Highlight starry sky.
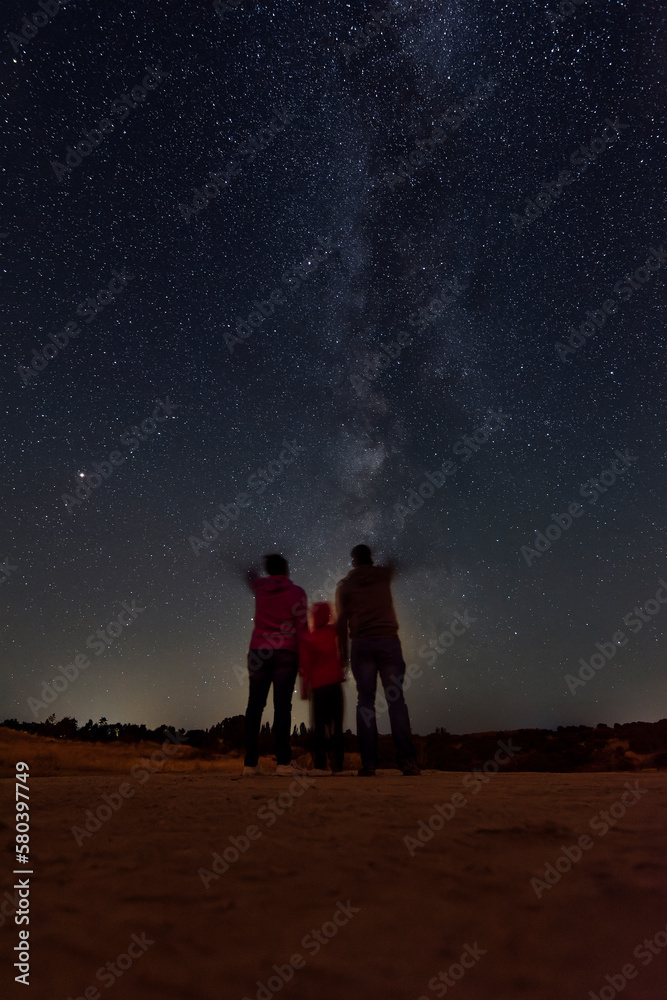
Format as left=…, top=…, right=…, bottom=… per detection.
left=1, top=0, right=666, bottom=736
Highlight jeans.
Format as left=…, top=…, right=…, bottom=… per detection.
left=312, top=682, right=345, bottom=771
left=244, top=649, right=298, bottom=766
left=350, top=636, right=416, bottom=770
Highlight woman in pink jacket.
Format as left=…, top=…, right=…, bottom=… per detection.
left=243, top=554, right=308, bottom=777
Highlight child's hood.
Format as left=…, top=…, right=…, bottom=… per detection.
left=311, top=601, right=332, bottom=628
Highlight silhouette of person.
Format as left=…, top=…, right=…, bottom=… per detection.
left=243, top=553, right=309, bottom=776
left=336, top=545, right=420, bottom=776
left=299, top=601, right=346, bottom=775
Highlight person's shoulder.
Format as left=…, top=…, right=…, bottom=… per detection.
left=291, top=582, right=307, bottom=599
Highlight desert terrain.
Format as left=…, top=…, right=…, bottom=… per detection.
left=1, top=726, right=666, bottom=1000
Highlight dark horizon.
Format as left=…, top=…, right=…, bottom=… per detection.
left=5, top=712, right=667, bottom=741
left=6, top=713, right=667, bottom=777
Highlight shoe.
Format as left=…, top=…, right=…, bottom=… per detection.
left=401, top=759, right=421, bottom=776
left=242, top=764, right=267, bottom=776
left=275, top=761, right=310, bottom=776
left=357, top=767, right=376, bottom=776
left=308, top=768, right=333, bottom=777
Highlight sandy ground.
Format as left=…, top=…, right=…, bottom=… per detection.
left=1, top=730, right=667, bottom=1000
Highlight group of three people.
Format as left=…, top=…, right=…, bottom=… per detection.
left=242, top=544, right=421, bottom=777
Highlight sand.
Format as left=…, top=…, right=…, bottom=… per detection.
left=1, top=729, right=666, bottom=1000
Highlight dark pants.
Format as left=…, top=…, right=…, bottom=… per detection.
left=351, top=636, right=417, bottom=770
left=244, top=649, right=298, bottom=766
left=312, top=682, right=344, bottom=771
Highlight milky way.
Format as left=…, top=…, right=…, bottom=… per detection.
left=1, top=0, right=666, bottom=734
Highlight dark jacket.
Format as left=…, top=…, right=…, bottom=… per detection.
left=335, top=565, right=399, bottom=661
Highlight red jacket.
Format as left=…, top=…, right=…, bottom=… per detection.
left=299, top=603, right=345, bottom=694
left=248, top=573, right=307, bottom=652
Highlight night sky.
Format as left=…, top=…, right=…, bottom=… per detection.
left=1, top=0, right=666, bottom=736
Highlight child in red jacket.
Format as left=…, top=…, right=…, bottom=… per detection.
left=299, top=602, right=346, bottom=775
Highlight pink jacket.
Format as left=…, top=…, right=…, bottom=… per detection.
left=248, top=574, right=308, bottom=652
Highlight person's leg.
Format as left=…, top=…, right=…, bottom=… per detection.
left=244, top=650, right=273, bottom=766
left=351, top=639, right=379, bottom=770
left=312, top=686, right=328, bottom=770
left=376, top=638, right=417, bottom=767
left=331, top=683, right=345, bottom=771
left=319, top=683, right=339, bottom=770
left=271, top=651, right=299, bottom=765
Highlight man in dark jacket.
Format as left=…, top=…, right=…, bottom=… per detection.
left=243, top=553, right=309, bottom=776
left=335, top=545, right=420, bottom=776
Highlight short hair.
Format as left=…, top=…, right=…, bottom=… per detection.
left=264, top=553, right=288, bottom=576
left=351, top=544, right=372, bottom=565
